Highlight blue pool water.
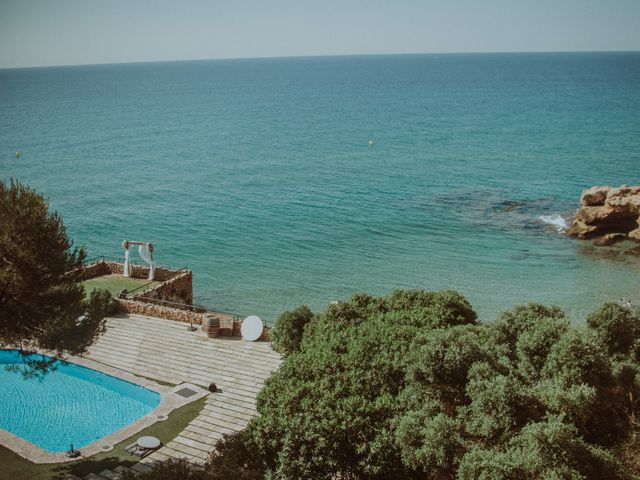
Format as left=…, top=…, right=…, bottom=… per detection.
left=0, top=349, right=160, bottom=453
left=1, top=53, right=640, bottom=322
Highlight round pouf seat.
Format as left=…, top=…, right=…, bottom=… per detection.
left=137, top=436, right=161, bottom=450
left=202, top=314, right=220, bottom=338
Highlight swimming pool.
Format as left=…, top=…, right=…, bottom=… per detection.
left=0, top=349, right=160, bottom=453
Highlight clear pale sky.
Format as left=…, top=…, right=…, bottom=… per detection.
left=1, top=0, right=639, bottom=68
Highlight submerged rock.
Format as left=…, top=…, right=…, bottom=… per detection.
left=593, top=233, right=627, bottom=246
left=568, top=185, right=640, bottom=243
left=629, top=228, right=640, bottom=242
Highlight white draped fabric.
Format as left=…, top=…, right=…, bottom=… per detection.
left=123, top=247, right=131, bottom=277
left=138, top=244, right=156, bottom=280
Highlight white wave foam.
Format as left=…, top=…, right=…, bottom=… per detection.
left=538, top=214, right=568, bottom=233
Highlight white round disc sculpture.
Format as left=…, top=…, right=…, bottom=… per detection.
left=241, top=315, right=264, bottom=342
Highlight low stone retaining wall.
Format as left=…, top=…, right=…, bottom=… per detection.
left=135, top=270, right=193, bottom=305
left=118, top=299, right=270, bottom=340
left=117, top=299, right=204, bottom=324
left=106, top=262, right=184, bottom=283
left=77, top=261, right=110, bottom=280
left=78, top=260, right=186, bottom=283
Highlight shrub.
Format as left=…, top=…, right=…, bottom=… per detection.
left=270, top=305, right=314, bottom=354
left=587, top=302, right=640, bottom=356
left=205, top=428, right=264, bottom=480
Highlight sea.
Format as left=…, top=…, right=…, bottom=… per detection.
left=2, top=52, right=640, bottom=324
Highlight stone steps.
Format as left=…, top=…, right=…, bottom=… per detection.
left=88, top=336, right=274, bottom=389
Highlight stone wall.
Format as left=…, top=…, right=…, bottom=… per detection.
left=117, top=299, right=204, bottom=324
left=135, top=271, right=193, bottom=305
left=102, top=261, right=182, bottom=282
left=79, top=260, right=185, bottom=282
left=118, top=299, right=269, bottom=339
left=76, top=261, right=110, bottom=280
left=120, top=264, right=185, bottom=283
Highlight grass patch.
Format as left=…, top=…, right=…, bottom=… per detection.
left=0, top=395, right=207, bottom=480
left=81, top=274, right=161, bottom=299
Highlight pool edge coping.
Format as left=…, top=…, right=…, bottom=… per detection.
left=0, top=351, right=209, bottom=464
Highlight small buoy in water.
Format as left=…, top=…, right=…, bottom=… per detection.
left=368, top=139, right=374, bottom=147
left=15, top=151, right=21, bottom=158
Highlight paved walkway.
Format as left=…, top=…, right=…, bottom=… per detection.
left=84, top=313, right=281, bottom=474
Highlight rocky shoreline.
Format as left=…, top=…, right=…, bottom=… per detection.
left=567, top=186, right=640, bottom=246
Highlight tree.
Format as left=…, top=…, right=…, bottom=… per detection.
left=0, top=179, right=112, bottom=373
left=457, top=416, right=625, bottom=480
left=136, top=291, right=640, bottom=480
left=251, top=290, right=478, bottom=480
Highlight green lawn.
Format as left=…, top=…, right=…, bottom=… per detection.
left=0, top=396, right=207, bottom=480
left=82, top=275, right=161, bottom=299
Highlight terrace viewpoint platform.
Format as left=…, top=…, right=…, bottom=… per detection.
left=83, top=313, right=281, bottom=474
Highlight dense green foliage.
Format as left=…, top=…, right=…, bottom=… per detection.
left=139, top=290, right=640, bottom=479
left=270, top=304, right=313, bottom=354
left=0, top=179, right=112, bottom=373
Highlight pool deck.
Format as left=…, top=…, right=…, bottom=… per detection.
left=0, top=356, right=207, bottom=464
left=83, top=313, right=282, bottom=473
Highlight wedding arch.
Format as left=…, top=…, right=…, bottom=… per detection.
left=122, top=240, right=156, bottom=280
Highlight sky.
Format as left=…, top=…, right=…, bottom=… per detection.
left=1, top=0, right=639, bottom=68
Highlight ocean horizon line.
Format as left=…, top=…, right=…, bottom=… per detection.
left=2, top=48, right=639, bottom=71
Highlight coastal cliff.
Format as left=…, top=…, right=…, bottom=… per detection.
left=567, top=186, right=640, bottom=244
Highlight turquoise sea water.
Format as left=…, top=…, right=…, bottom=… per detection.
left=0, top=349, right=159, bottom=452
left=1, top=53, right=640, bottom=323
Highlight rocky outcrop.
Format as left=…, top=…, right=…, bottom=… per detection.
left=580, top=186, right=611, bottom=206
left=593, top=233, right=627, bottom=246
left=567, top=186, right=640, bottom=244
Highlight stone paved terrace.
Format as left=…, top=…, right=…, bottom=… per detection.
left=83, top=313, right=282, bottom=475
